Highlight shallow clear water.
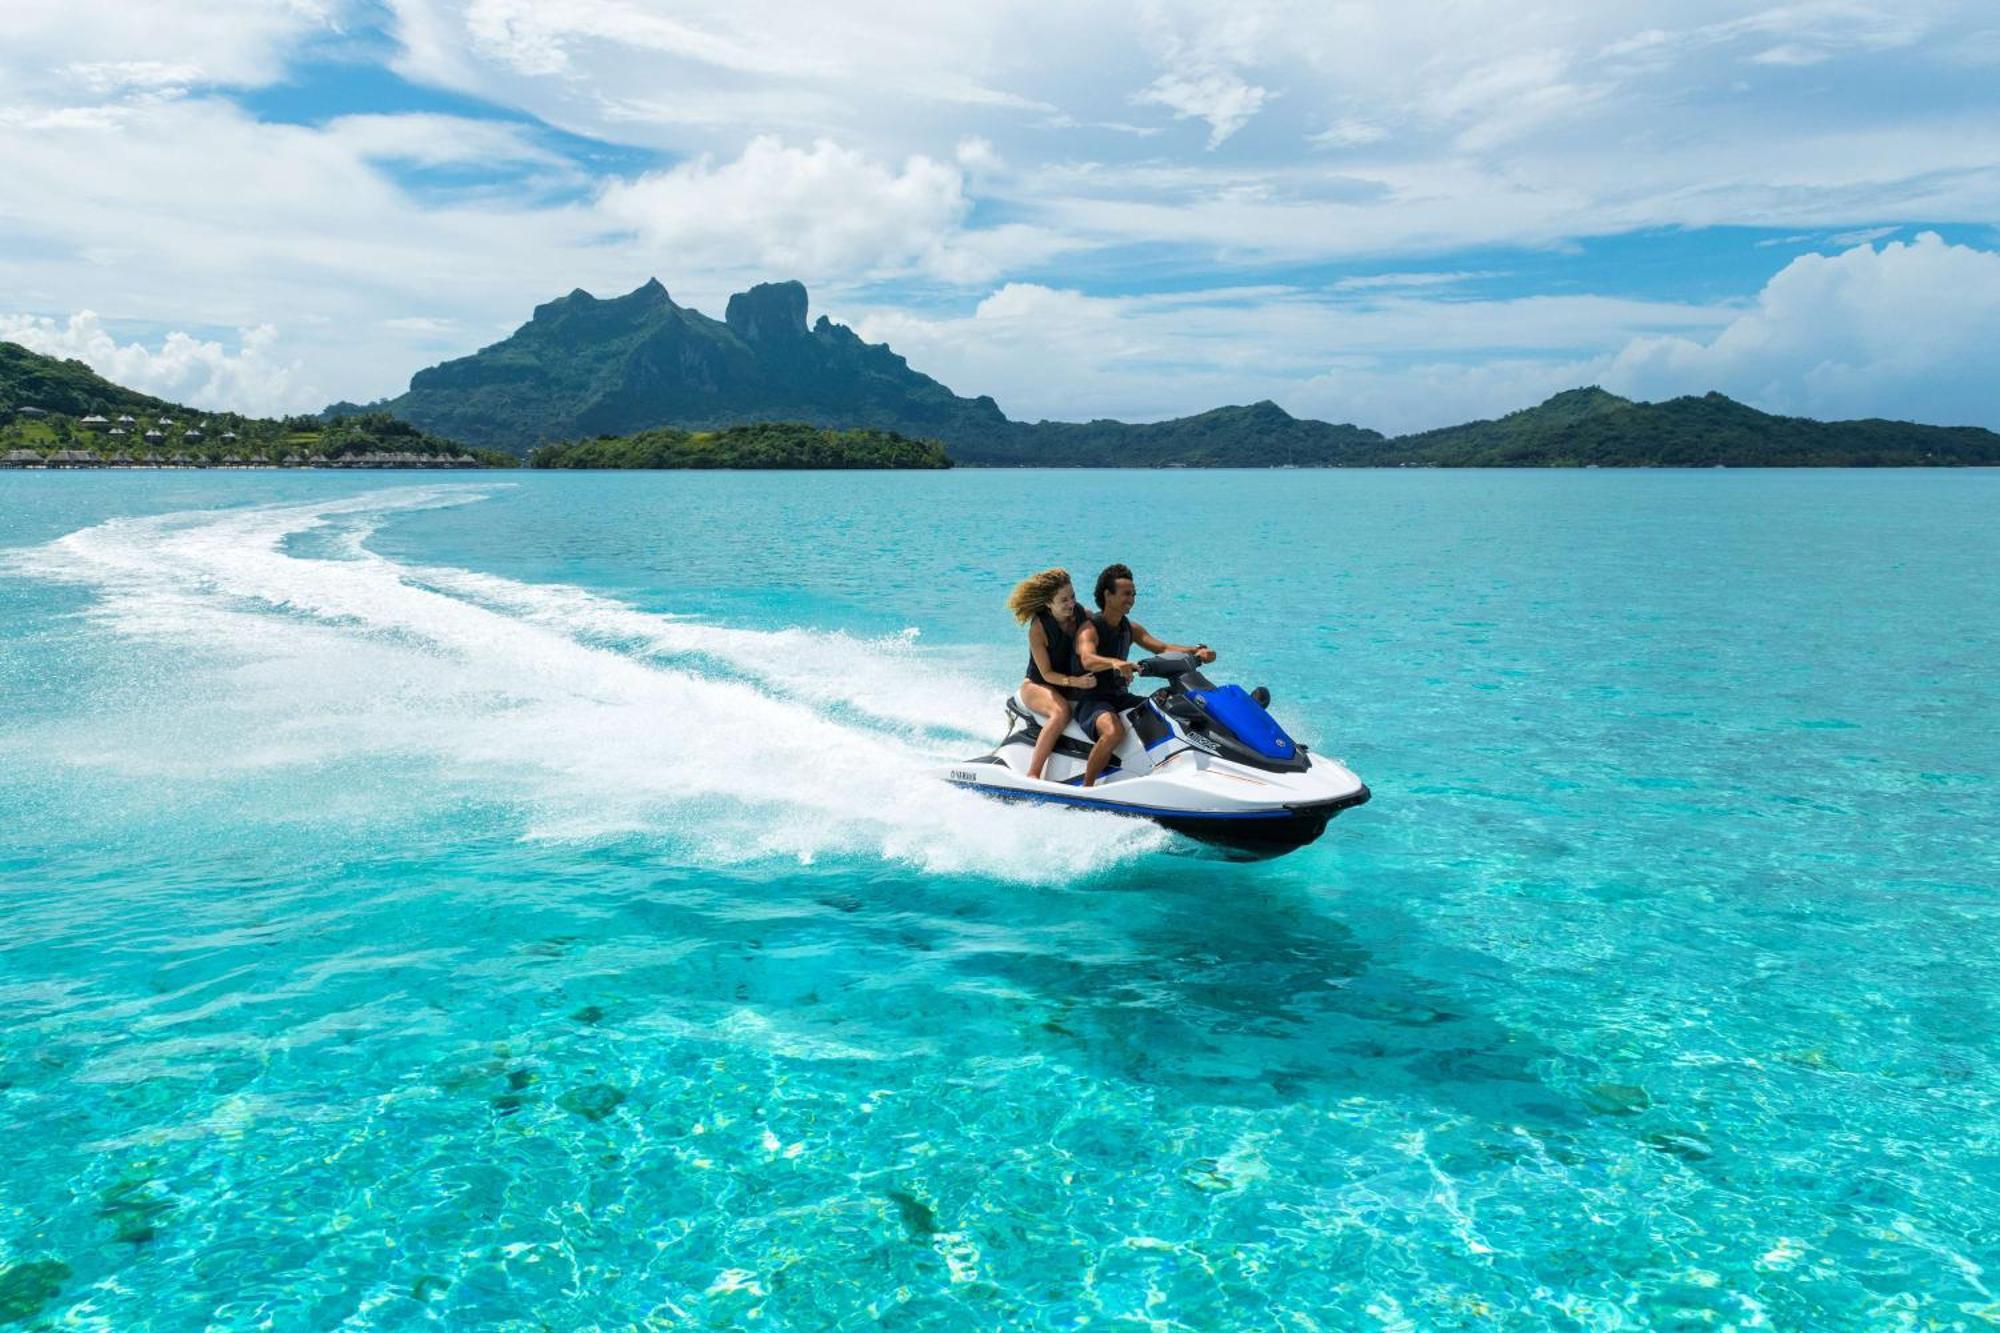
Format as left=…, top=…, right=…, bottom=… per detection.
left=1, top=469, right=1995, bottom=1328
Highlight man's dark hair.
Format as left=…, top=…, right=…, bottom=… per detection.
left=1093, top=563, right=1133, bottom=609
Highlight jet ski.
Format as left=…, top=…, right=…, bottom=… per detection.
left=941, top=652, right=1369, bottom=856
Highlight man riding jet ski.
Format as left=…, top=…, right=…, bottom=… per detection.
left=943, top=651, right=1371, bottom=856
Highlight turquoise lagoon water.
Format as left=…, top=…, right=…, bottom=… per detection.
left=1, top=469, right=1996, bottom=1328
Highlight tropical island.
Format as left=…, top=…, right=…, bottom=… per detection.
left=0, top=342, right=512, bottom=468
left=7, top=276, right=2000, bottom=470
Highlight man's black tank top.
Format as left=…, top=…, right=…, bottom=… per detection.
left=1025, top=606, right=1081, bottom=689
left=1080, top=612, right=1134, bottom=698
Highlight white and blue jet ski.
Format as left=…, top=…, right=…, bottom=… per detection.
left=942, top=652, right=1369, bottom=856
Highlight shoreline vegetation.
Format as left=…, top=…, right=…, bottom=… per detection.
left=527, top=422, right=951, bottom=470
left=0, top=341, right=517, bottom=468
left=7, top=331, right=2000, bottom=471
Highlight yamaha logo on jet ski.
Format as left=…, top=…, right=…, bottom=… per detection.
left=940, top=652, right=1369, bottom=857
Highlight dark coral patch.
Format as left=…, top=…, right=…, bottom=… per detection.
left=559, top=1084, right=627, bottom=1122
left=0, top=1259, right=72, bottom=1324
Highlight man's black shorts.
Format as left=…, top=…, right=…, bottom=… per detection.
left=1074, top=691, right=1141, bottom=734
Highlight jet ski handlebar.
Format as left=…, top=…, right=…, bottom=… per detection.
left=1136, top=651, right=1200, bottom=679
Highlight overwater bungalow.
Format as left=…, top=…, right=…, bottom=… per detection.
left=1, top=448, right=44, bottom=467
left=48, top=449, right=98, bottom=467
left=167, top=451, right=191, bottom=466
left=105, top=453, right=133, bottom=466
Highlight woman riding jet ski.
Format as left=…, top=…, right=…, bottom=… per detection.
left=942, top=651, right=1371, bottom=856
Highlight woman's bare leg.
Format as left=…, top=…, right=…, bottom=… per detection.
left=1019, top=681, right=1070, bottom=781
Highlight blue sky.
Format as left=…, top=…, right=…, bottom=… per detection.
left=3, top=0, right=1998, bottom=432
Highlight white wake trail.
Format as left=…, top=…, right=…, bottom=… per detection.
left=10, top=486, right=1162, bottom=879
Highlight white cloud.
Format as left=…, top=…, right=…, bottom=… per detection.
left=850, top=236, right=2000, bottom=433
left=0, top=94, right=638, bottom=406
left=381, top=316, right=460, bottom=334
left=1605, top=232, right=2000, bottom=425
left=0, top=312, right=314, bottom=413
left=367, top=0, right=2000, bottom=264
left=1826, top=225, right=1899, bottom=247
left=386, top=0, right=1062, bottom=144
left=1331, top=271, right=1500, bottom=292
left=66, top=61, right=209, bottom=95
left=595, top=135, right=1064, bottom=283
left=1129, top=8, right=1274, bottom=147
left=955, top=136, right=1004, bottom=178
left=460, top=0, right=821, bottom=79
left=1309, top=118, right=1387, bottom=149
left=1134, top=67, right=1271, bottom=148
left=850, top=281, right=1727, bottom=431
left=7, top=0, right=332, bottom=95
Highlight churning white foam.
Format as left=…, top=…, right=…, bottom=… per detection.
left=10, top=486, right=1162, bottom=880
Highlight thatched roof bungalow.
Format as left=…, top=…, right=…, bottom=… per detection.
left=2, top=448, right=44, bottom=467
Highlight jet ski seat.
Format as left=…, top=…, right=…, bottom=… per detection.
left=1009, top=688, right=1098, bottom=748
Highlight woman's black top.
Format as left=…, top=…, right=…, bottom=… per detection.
left=1025, top=606, right=1082, bottom=691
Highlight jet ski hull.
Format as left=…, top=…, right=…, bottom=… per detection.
left=953, top=773, right=1370, bottom=854
left=942, top=680, right=1370, bottom=858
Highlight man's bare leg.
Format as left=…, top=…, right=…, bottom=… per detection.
left=1082, top=713, right=1124, bottom=787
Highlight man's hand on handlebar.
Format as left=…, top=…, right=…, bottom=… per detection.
left=1113, top=660, right=1140, bottom=680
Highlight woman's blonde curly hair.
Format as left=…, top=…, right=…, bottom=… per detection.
left=1007, top=567, right=1073, bottom=624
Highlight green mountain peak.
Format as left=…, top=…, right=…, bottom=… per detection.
left=725, top=281, right=809, bottom=342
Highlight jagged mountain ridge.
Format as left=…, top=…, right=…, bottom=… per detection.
left=336, top=279, right=1014, bottom=452
left=333, top=278, right=1382, bottom=464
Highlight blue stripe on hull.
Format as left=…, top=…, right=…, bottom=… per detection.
left=946, top=780, right=1306, bottom=821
